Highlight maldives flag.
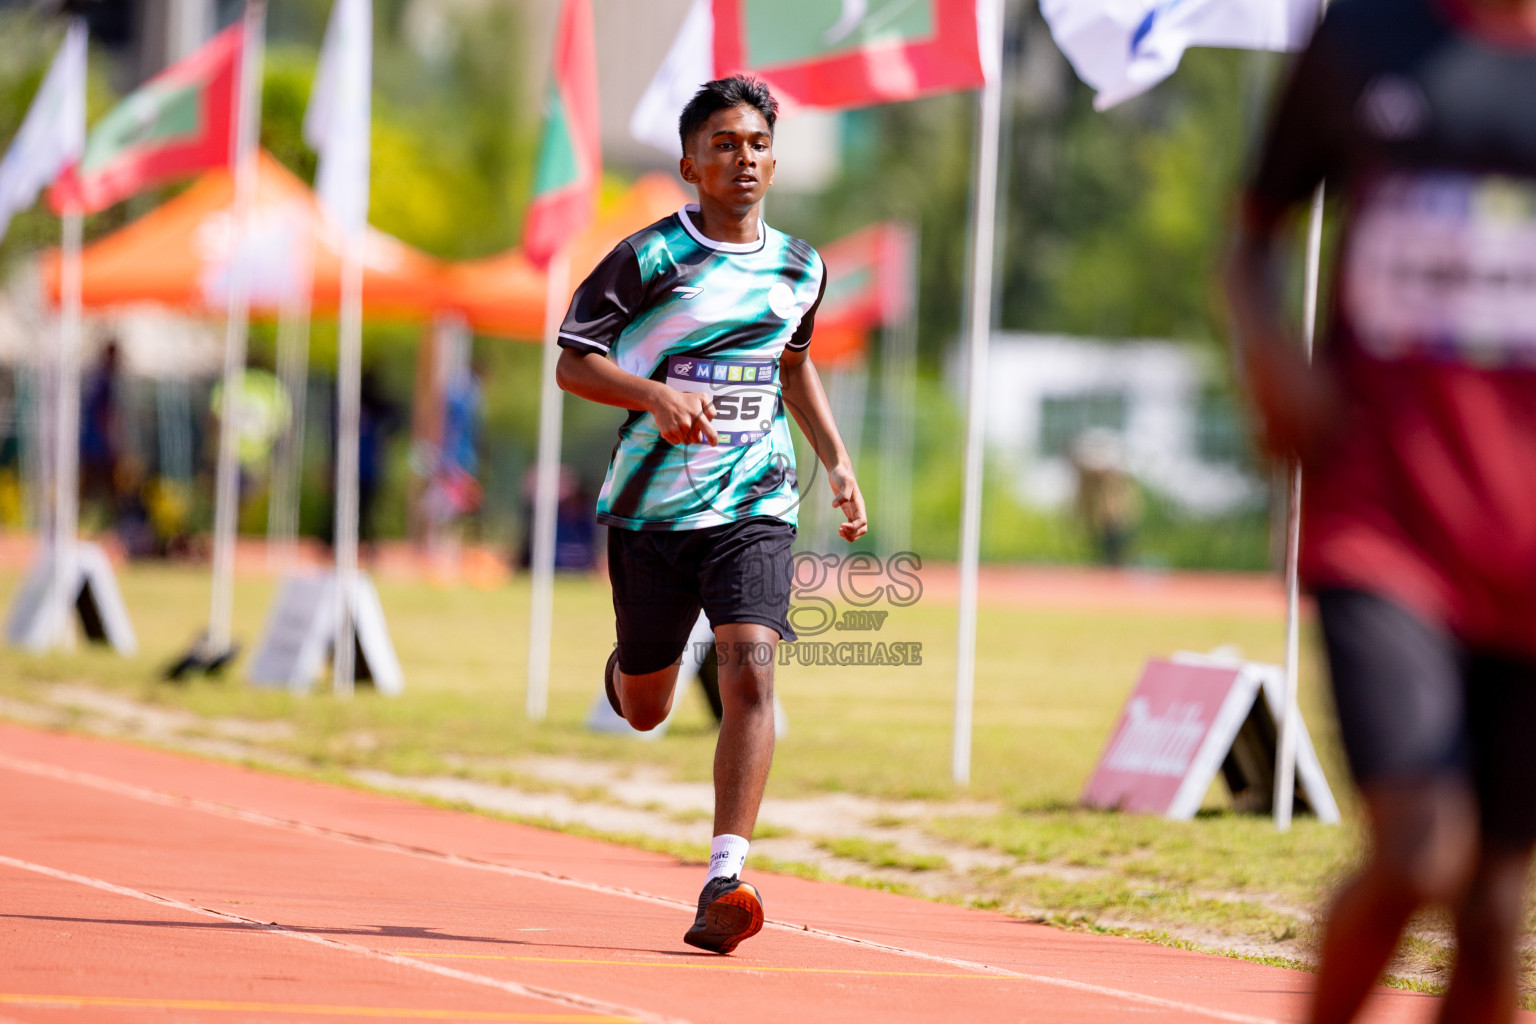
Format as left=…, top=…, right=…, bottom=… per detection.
left=818, top=221, right=914, bottom=330
left=813, top=221, right=915, bottom=366
left=50, top=22, right=243, bottom=214
left=522, top=0, right=600, bottom=269
left=713, top=0, right=995, bottom=109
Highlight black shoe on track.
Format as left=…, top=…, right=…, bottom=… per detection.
left=604, top=648, right=623, bottom=719
left=683, top=876, right=764, bottom=954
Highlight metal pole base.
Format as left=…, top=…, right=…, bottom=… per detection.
left=164, top=635, right=241, bottom=681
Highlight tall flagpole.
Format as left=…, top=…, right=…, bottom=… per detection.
left=331, top=226, right=364, bottom=697
left=527, top=250, right=570, bottom=720
left=952, top=0, right=1007, bottom=785
left=268, top=236, right=314, bottom=571
left=1275, top=0, right=1330, bottom=832
left=878, top=220, right=918, bottom=558
left=206, top=0, right=265, bottom=662
left=1275, top=181, right=1324, bottom=830
left=51, top=208, right=82, bottom=649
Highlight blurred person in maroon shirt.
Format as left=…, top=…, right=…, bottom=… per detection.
left=1228, top=0, right=1536, bottom=1019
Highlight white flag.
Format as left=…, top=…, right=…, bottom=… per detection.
left=304, top=0, right=372, bottom=238
left=0, top=20, right=86, bottom=240
left=1041, top=0, right=1320, bottom=111
left=629, top=0, right=714, bottom=157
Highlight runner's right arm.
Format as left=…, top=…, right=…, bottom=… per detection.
left=1225, top=223, right=1339, bottom=463
left=557, top=350, right=718, bottom=446
left=554, top=242, right=717, bottom=446
left=1224, top=21, right=1349, bottom=464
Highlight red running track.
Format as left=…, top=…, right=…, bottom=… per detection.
left=0, top=723, right=1502, bottom=1024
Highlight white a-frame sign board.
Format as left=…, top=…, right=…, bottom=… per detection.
left=1082, top=653, right=1339, bottom=822
left=247, top=571, right=402, bottom=695
left=5, top=541, right=137, bottom=654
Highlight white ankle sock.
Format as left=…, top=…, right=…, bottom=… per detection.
left=705, top=833, right=750, bottom=883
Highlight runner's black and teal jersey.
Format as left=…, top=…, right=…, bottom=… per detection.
left=558, top=204, right=826, bottom=532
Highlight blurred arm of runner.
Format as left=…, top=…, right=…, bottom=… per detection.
left=1224, top=208, right=1342, bottom=464
left=777, top=345, right=867, bottom=542
left=557, top=349, right=718, bottom=446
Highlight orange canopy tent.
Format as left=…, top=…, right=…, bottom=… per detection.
left=442, top=173, right=687, bottom=341
left=43, top=151, right=445, bottom=322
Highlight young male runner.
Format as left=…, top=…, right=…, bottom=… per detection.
left=1229, top=0, right=1536, bottom=1018
left=555, top=75, right=867, bottom=955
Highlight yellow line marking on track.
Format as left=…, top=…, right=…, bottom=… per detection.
left=0, top=754, right=1289, bottom=1024
left=393, top=951, right=1015, bottom=981
left=0, top=995, right=623, bottom=1022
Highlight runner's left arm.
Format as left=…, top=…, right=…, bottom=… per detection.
left=779, top=348, right=867, bottom=543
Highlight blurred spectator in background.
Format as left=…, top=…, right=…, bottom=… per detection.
left=321, top=368, right=401, bottom=560
left=1069, top=428, right=1138, bottom=567
left=211, top=365, right=290, bottom=515
left=111, top=454, right=157, bottom=558
left=79, top=340, right=123, bottom=529
left=423, top=354, right=483, bottom=530
left=357, top=367, right=401, bottom=554
left=518, top=464, right=597, bottom=572
left=1228, top=0, right=1536, bottom=1019
left=555, top=478, right=597, bottom=572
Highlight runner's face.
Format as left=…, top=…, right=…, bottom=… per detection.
left=681, top=106, right=776, bottom=211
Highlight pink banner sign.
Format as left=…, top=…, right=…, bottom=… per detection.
left=1082, top=658, right=1254, bottom=818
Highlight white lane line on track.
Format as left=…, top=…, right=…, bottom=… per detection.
left=0, top=854, right=683, bottom=1024
left=0, top=754, right=1291, bottom=1024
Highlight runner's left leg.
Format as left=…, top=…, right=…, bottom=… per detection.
left=710, top=621, right=778, bottom=839
left=679, top=619, right=777, bottom=953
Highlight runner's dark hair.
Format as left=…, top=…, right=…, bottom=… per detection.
left=678, top=75, right=779, bottom=152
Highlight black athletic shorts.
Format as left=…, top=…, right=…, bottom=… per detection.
left=608, top=516, right=796, bottom=675
left=1317, top=588, right=1536, bottom=846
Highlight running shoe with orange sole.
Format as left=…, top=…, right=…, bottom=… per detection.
left=683, top=876, right=764, bottom=954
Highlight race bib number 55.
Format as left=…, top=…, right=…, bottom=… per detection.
left=665, top=355, right=779, bottom=446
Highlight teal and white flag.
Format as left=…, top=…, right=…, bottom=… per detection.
left=1042, top=0, right=1319, bottom=110
left=304, top=0, right=372, bottom=238
left=0, top=20, right=86, bottom=241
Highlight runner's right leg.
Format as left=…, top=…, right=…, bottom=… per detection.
left=1308, top=782, right=1476, bottom=1024
left=1308, top=591, right=1478, bottom=1024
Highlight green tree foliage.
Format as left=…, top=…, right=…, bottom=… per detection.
left=1004, top=50, right=1273, bottom=343
left=261, top=0, right=534, bottom=260
left=793, top=3, right=1283, bottom=566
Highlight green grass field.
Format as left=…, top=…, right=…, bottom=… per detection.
left=0, top=560, right=1340, bottom=804
left=0, top=559, right=1519, bottom=1001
